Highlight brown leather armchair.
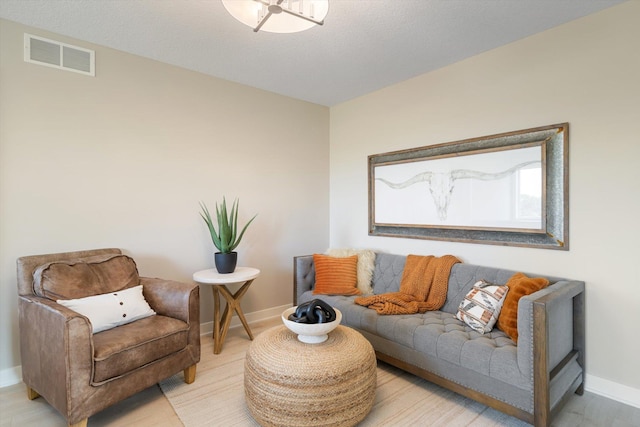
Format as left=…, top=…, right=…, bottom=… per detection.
left=16, top=248, right=200, bottom=427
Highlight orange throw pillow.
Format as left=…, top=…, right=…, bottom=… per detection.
left=496, top=272, right=550, bottom=342
left=312, top=254, right=360, bottom=296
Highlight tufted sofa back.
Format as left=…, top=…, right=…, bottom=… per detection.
left=295, top=252, right=566, bottom=313
left=371, top=253, right=566, bottom=315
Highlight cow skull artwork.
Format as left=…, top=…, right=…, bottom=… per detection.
left=368, top=123, right=568, bottom=249
left=376, top=160, right=541, bottom=221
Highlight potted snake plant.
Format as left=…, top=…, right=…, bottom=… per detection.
left=199, top=197, right=257, bottom=274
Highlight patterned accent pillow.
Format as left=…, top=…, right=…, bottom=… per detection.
left=456, top=280, right=509, bottom=334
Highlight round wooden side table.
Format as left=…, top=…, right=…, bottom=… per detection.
left=193, top=267, right=260, bottom=354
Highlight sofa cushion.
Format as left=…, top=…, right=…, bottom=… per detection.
left=298, top=290, right=528, bottom=389
left=33, top=254, right=139, bottom=300
left=408, top=313, right=529, bottom=389
left=456, top=280, right=509, bottom=334
left=92, top=314, right=189, bottom=384
left=372, top=311, right=527, bottom=389
left=57, top=285, right=156, bottom=333
left=312, top=254, right=360, bottom=296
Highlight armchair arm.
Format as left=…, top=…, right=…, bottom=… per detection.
left=18, top=295, right=94, bottom=419
left=139, top=277, right=199, bottom=323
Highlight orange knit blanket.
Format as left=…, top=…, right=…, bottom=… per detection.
left=354, top=254, right=461, bottom=315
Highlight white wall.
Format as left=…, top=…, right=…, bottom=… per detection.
left=0, top=19, right=329, bottom=379
left=330, top=1, right=640, bottom=404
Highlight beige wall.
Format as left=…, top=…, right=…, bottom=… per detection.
left=0, top=19, right=329, bottom=376
left=330, top=1, right=640, bottom=399
left=2, top=1, right=639, bottom=406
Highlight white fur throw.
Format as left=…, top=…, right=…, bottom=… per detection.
left=326, top=248, right=376, bottom=294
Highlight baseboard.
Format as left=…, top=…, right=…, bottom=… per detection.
left=200, top=303, right=290, bottom=336
left=0, top=365, right=22, bottom=389
left=585, top=374, right=640, bottom=409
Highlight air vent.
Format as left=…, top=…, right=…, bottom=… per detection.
left=24, top=33, right=95, bottom=76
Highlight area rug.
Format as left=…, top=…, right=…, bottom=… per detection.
left=159, top=324, right=530, bottom=426
left=159, top=351, right=260, bottom=426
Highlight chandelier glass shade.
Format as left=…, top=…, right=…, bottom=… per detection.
left=221, top=0, right=329, bottom=33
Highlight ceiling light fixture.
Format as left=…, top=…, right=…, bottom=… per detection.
left=221, top=0, right=329, bottom=33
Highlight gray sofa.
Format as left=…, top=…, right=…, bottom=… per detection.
left=294, top=253, right=585, bottom=427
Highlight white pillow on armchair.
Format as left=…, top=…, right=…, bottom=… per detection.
left=57, top=284, right=155, bottom=333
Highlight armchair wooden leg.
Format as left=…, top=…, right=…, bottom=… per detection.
left=69, top=419, right=87, bottom=427
left=184, top=364, right=197, bottom=384
left=26, top=386, right=40, bottom=400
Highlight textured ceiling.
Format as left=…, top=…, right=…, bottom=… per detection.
left=0, top=0, right=626, bottom=106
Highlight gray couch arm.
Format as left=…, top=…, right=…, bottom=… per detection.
left=293, top=255, right=315, bottom=305
left=516, top=279, right=585, bottom=426
left=517, top=280, right=585, bottom=376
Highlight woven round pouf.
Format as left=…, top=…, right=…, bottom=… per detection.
left=244, top=325, right=376, bottom=427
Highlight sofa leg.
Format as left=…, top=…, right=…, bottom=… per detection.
left=69, top=419, right=87, bottom=427
left=26, top=386, right=40, bottom=400
left=184, top=364, right=197, bottom=384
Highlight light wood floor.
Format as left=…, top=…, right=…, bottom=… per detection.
left=1, top=317, right=638, bottom=427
